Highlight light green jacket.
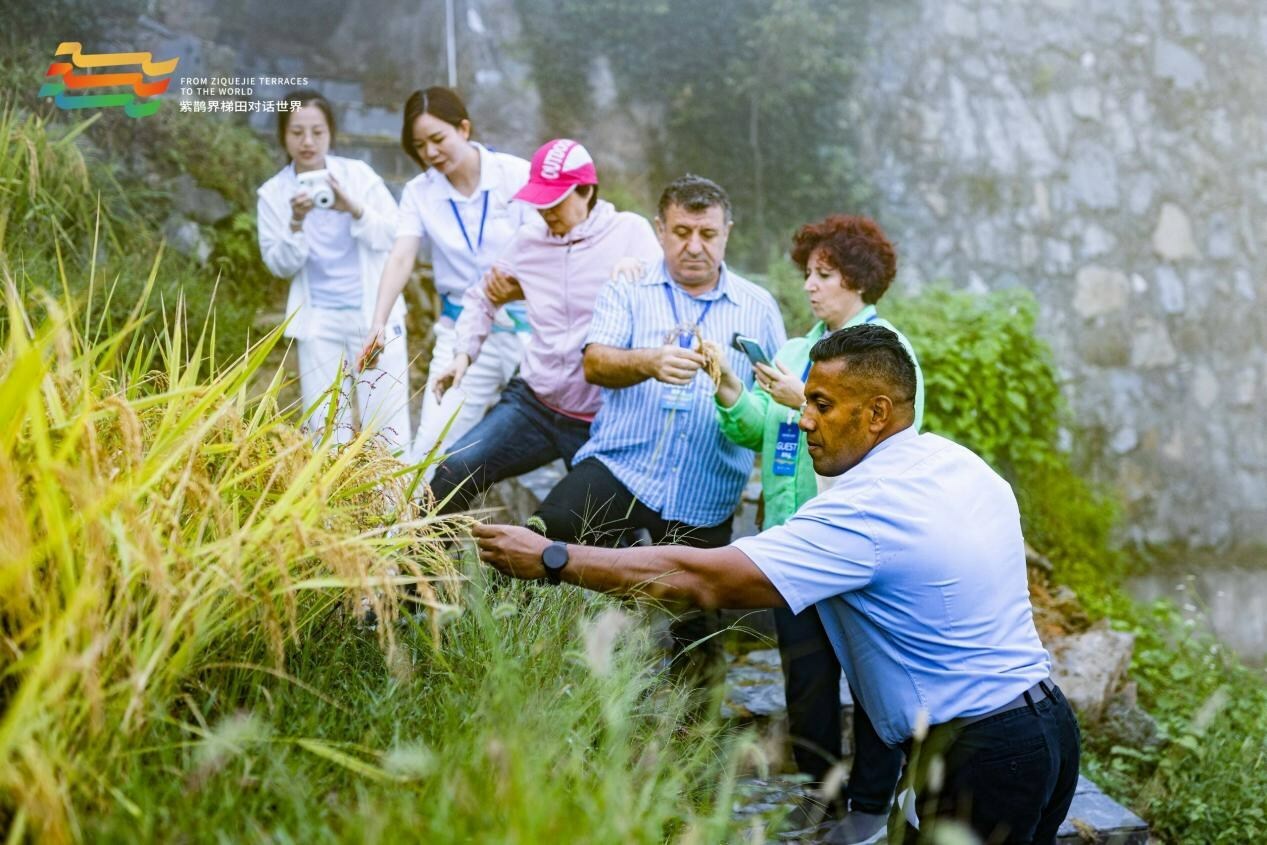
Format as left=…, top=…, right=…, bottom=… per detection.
left=715, top=305, right=925, bottom=529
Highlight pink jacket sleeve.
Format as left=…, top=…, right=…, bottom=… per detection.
left=453, top=279, right=497, bottom=362
left=453, top=231, right=522, bottom=362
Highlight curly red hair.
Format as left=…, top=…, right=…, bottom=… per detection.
left=790, top=215, right=897, bottom=305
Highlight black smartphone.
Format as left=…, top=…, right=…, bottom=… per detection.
left=731, top=332, right=771, bottom=367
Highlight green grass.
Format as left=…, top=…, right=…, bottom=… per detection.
left=0, top=258, right=747, bottom=843
left=74, top=578, right=743, bottom=844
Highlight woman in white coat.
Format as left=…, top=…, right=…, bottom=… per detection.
left=359, top=87, right=531, bottom=472
left=257, top=89, right=410, bottom=450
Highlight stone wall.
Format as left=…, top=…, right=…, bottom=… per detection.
left=847, top=0, right=1267, bottom=546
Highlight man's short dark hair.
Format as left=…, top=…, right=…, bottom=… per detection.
left=657, top=174, right=732, bottom=223
left=810, top=323, right=917, bottom=405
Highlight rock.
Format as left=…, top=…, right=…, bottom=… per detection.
left=1078, top=320, right=1132, bottom=367
left=1233, top=367, right=1257, bottom=406
left=1101, top=683, right=1163, bottom=751
left=1073, top=265, right=1130, bottom=318
left=1020, top=234, right=1040, bottom=267
left=943, top=3, right=978, bottom=38
left=1110, top=426, right=1138, bottom=454
left=1057, top=776, right=1150, bottom=844
left=1127, top=173, right=1155, bottom=216
left=923, top=187, right=948, bottom=218
left=1192, top=365, right=1219, bottom=409
left=722, top=648, right=852, bottom=722
left=162, top=214, right=212, bottom=264
left=170, top=174, right=232, bottom=225
left=1080, top=223, right=1116, bottom=257
left=1152, top=202, right=1200, bottom=261
left=1161, top=430, right=1184, bottom=461
left=1154, top=38, right=1207, bottom=90
left=1047, top=621, right=1135, bottom=722
left=1206, top=212, right=1236, bottom=259
left=1069, top=86, right=1102, bottom=121
left=1129, top=318, right=1178, bottom=368
left=1045, top=239, right=1073, bottom=273
left=1232, top=268, right=1256, bottom=300
left=1033, top=180, right=1052, bottom=222
left=1154, top=266, right=1186, bottom=313
left=1067, top=142, right=1120, bottom=209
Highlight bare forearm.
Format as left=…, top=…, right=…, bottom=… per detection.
left=714, top=370, right=744, bottom=408
left=583, top=345, right=656, bottom=388
left=371, top=242, right=416, bottom=325
left=563, top=545, right=785, bottom=610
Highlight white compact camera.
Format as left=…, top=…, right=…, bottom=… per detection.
left=296, top=169, right=335, bottom=209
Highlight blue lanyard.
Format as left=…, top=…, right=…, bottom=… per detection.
left=664, top=284, right=715, bottom=348
left=448, top=190, right=489, bottom=255
left=801, top=310, right=880, bottom=380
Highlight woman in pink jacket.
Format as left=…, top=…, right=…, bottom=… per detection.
left=428, top=139, right=662, bottom=514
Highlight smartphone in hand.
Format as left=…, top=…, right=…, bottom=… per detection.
left=731, top=332, right=771, bottom=368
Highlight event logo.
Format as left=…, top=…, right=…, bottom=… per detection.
left=40, top=42, right=179, bottom=118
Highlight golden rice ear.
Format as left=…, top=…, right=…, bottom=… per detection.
left=699, top=339, right=724, bottom=387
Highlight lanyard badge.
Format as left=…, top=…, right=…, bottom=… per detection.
left=772, top=412, right=800, bottom=476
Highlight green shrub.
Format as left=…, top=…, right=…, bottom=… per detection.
left=0, top=101, right=277, bottom=366
left=1083, top=598, right=1267, bottom=842
left=883, top=286, right=1124, bottom=589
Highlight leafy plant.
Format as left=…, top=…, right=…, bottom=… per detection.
left=514, top=0, right=861, bottom=268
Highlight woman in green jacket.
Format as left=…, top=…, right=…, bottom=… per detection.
left=713, top=214, right=924, bottom=837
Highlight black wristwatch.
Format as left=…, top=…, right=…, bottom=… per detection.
left=541, top=541, right=570, bottom=585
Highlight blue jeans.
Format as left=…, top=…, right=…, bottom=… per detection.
left=901, top=684, right=1081, bottom=844
left=431, top=378, right=592, bottom=514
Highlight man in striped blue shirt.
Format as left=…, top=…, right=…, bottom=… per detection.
left=533, top=174, right=786, bottom=681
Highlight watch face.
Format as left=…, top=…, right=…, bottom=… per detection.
left=542, top=542, right=569, bottom=570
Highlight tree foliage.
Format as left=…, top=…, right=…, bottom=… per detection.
left=513, top=0, right=861, bottom=267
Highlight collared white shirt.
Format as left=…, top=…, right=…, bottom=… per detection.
left=733, top=429, right=1052, bottom=746
left=257, top=154, right=403, bottom=340
left=395, top=142, right=530, bottom=299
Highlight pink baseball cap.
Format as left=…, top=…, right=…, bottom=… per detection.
left=513, top=139, right=598, bottom=208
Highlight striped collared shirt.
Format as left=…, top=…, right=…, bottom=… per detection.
left=575, top=262, right=787, bottom=526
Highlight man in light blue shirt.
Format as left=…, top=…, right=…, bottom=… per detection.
left=477, top=324, right=1080, bottom=844
left=531, top=174, right=784, bottom=684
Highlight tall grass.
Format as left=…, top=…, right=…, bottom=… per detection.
left=0, top=261, right=463, bottom=839
left=0, top=266, right=747, bottom=842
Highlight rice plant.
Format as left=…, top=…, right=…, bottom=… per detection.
left=0, top=259, right=470, bottom=840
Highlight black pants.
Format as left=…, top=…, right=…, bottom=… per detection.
left=900, top=684, right=1081, bottom=844
left=535, top=457, right=733, bottom=685
left=431, top=378, right=592, bottom=515
left=773, top=605, right=905, bottom=813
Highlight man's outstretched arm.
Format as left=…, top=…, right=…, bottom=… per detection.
left=472, top=523, right=786, bottom=610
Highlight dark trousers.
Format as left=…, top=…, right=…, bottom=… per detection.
left=431, top=378, right=591, bottom=515
left=773, top=605, right=905, bottom=813
left=901, top=684, right=1081, bottom=845
left=535, top=457, right=733, bottom=685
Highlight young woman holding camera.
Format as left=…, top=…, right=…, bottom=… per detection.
left=257, top=89, right=410, bottom=449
